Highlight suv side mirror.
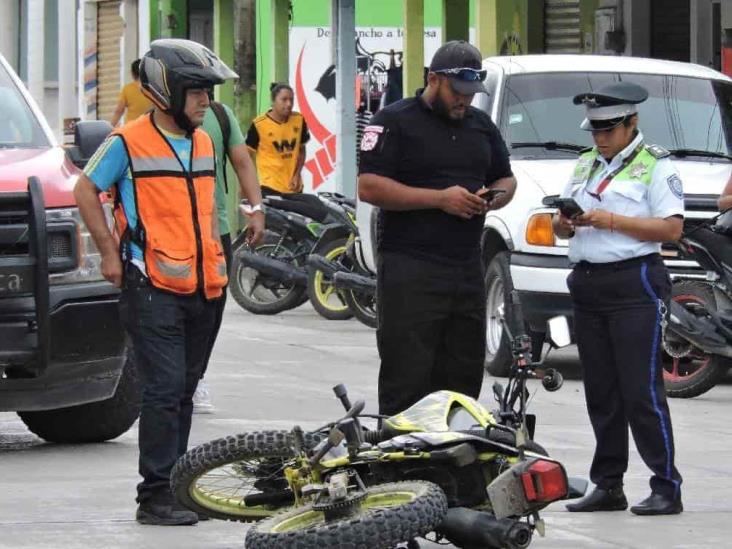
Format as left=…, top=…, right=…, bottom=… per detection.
left=67, top=120, right=113, bottom=168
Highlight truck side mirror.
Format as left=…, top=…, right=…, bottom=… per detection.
left=67, top=120, right=113, bottom=168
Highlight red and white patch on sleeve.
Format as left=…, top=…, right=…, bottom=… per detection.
left=360, top=125, right=384, bottom=152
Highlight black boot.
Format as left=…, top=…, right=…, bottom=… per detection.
left=630, top=493, right=683, bottom=516
left=566, top=486, right=627, bottom=512
left=136, top=491, right=199, bottom=526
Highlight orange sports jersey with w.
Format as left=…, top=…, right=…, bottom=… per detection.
left=248, top=112, right=308, bottom=193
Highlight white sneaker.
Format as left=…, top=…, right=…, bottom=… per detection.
left=192, top=380, right=214, bottom=414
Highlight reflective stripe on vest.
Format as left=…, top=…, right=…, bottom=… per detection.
left=112, top=114, right=227, bottom=299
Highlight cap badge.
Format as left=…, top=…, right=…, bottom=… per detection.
left=582, top=96, right=598, bottom=107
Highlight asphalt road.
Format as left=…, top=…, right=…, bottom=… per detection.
left=2, top=302, right=732, bottom=548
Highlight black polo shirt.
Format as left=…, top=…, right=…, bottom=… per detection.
left=359, top=91, right=512, bottom=262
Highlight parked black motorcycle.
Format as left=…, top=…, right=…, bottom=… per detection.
left=662, top=210, right=732, bottom=398
left=230, top=193, right=356, bottom=316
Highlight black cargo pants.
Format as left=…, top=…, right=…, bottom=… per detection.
left=567, top=253, right=682, bottom=499
left=376, top=251, right=486, bottom=416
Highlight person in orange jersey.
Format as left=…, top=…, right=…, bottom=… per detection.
left=74, top=39, right=256, bottom=526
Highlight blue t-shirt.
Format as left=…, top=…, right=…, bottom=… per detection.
left=83, top=131, right=193, bottom=261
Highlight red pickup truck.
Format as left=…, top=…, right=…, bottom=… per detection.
left=0, top=53, right=139, bottom=442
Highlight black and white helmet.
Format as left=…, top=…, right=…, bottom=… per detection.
left=140, top=39, right=237, bottom=129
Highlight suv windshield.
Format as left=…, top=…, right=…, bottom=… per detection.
left=500, top=72, right=732, bottom=160
left=0, top=63, right=49, bottom=148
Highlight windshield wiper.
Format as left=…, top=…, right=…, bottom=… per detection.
left=511, top=141, right=586, bottom=153
left=668, top=148, right=732, bottom=161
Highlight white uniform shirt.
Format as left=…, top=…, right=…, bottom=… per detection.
left=561, top=131, right=685, bottom=264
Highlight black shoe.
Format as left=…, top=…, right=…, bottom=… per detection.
left=566, top=487, right=628, bottom=512
left=172, top=500, right=210, bottom=522
left=630, top=493, right=683, bottom=516
left=136, top=498, right=199, bottom=526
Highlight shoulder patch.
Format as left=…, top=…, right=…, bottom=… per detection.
left=646, top=144, right=670, bottom=159
left=667, top=173, right=684, bottom=199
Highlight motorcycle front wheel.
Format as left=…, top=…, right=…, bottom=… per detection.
left=245, top=481, right=448, bottom=549
left=343, top=288, right=378, bottom=329
left=171, top=430, right=325, bottom=522
left=230, top=235, right=308, bottom=315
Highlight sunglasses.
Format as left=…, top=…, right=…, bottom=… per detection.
left=433, top=67, right=487, bottom=82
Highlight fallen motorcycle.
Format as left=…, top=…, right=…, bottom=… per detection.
left=171, top=313, right=584, bottom=548
left=662, top=209, right=732, bottom=398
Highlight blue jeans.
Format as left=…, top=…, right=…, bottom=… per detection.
left=119, top=265, right=219, bottom=502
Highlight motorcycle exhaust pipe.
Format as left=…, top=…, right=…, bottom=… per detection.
left=332, top=271, right=377, bottom=296
left=236, top=249, right=307, bottom=285
left=306, top=254, right=342, bottom=278
left=437, top=507, right=532, bottom=549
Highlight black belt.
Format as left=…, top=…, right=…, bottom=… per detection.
left=575, top=253, right=662, bottom=271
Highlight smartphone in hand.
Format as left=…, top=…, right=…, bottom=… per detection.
left=477, top=188, right=506, bottom=202
left=552, top=197, right=585, bottom=219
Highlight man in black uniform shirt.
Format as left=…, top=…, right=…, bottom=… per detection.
left=358, top=41, right=517, bottom=415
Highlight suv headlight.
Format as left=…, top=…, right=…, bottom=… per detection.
left=47, top=204, right=114, bottom=285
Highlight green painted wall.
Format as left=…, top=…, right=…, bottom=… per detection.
left=580, top=0, right=600, bottom=53
left=476, top=0, right=529, bottom=56
left=150, top=0, right=189, bottom=40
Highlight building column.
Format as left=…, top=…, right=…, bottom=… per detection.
left=0, top=1, right=20, bottom=71
left=272, top=0, right=290, bottom=83
left=403, top=0, right=424, bottom=98
left=475, top=0, right=498, bottom=55
left=152, top=0, right=188, bottom=40
left=334, top=0, right=357, bottom=197
left=442, top=0, right=469, bottom=43
left=24, top=0, right=45, bottom=112
left=691, top=0, right=715, bottom=66
left=58, top=0, right=77, bottom=141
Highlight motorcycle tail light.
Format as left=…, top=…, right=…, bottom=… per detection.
left=521, top=459, right=568, bottom=503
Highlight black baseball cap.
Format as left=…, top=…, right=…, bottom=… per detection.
left=429, top=40, right=488, bottom=95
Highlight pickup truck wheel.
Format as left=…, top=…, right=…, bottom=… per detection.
left=484, top=252, right=515, bottom=377
left=17, top=347, right=141, bottom=443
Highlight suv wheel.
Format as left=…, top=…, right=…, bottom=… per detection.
left=484, top=252, right=515, bottom=376
left=17, top=347, right=141, bottom=443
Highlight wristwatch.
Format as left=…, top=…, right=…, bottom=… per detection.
left=249, top=203, right=265, bottom=214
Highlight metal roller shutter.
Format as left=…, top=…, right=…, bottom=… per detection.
left=97, top=1, right=124, bottom=122
left=544, top=0, right=582, bottom=54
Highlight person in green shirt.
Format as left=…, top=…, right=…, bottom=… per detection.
left=193, top=100, right=265, bottom=412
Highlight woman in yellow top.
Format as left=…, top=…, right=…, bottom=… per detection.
left=111, top=59, right=153, bottom=127
left=246, top=83, right=310, bottom=195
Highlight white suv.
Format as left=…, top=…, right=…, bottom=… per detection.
left=357, top=55, right=732, bottom=376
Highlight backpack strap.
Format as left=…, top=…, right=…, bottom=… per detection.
left=210, top=101, right=232, bottom=193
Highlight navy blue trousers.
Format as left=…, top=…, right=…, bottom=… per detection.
left=567, top=253, right=682, bottom=498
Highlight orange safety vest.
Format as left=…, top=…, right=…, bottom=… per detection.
left=111, top=113, right=227, bottom=299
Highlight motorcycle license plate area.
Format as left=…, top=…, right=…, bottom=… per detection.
left=0, top=264, right=33, bottom=296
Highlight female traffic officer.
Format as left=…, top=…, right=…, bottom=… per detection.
left=553, top=82, right=684, bottom=516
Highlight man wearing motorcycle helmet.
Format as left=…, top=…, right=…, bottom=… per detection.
left=74, top=39, right=243, bottom=525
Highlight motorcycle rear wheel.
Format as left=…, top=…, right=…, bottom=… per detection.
left=171, top=430, right=324, bottom=522
left=245, top=480, right=448, bottom=549
left=230, top=236, right=308, bottom=315
left=662, top=281, right=731, bottom=398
